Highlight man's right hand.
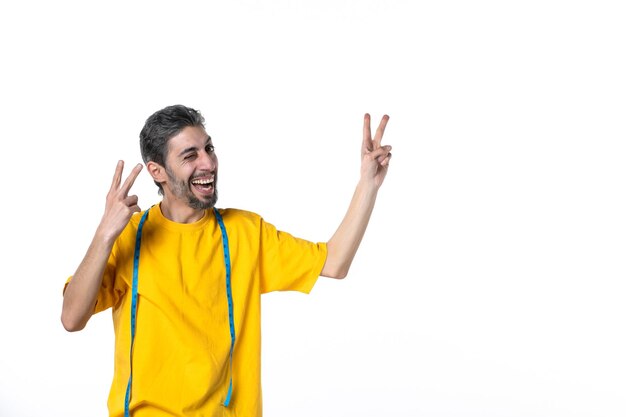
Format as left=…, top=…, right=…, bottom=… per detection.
left=97, top=161, right=143, bottom=242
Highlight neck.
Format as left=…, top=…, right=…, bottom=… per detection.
left=159, top=198, right=206, bottom=224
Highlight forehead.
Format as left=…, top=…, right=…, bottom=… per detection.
left=167, top=126, right=212, bottom=155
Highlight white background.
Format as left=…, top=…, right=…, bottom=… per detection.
left=1, top=1, right=625, bottom=416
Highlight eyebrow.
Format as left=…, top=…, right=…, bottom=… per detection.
left=177, top=136, right=213, bottom=157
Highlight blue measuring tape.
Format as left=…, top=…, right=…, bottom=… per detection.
left=124, top=207, right=235, bottom=416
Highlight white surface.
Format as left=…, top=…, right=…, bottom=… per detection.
left=0, top=1, right=625, bottom=416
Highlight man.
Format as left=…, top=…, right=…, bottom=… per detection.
left=61, top=104, right=392, bottom=417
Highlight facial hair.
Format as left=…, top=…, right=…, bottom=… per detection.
left=165, top=165, right=218, bottom=210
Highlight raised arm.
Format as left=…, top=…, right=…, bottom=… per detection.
left=321, top=113, right=392, bottom=279
left=61, top=161, right=143, bottom=331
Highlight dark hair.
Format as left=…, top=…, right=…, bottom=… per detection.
left=139, top=104, right=206, bottom=194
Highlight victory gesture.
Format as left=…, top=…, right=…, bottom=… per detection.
left=98, top=160, right=143, bottom=242
left=361, top=113, right=392, bottom=189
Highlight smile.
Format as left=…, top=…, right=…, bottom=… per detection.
left=190, top=176, right=215, bottom=194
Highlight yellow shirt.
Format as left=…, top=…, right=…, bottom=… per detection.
left=82, top=205, right=327, bottom=417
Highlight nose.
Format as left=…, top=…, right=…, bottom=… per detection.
left=198, top=149, right=217, bottom=171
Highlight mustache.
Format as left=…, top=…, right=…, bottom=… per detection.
left=190, top=172, right=217, bottom=181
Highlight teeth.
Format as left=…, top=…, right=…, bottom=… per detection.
left=192, top=178, right=213, bottom=185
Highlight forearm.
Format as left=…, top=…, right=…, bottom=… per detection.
left=61, top=229, right=115, bottom=332
left=322, top=179, right=379, bottom=279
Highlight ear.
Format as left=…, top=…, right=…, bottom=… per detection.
left=146, top=161, right=167, bottom=184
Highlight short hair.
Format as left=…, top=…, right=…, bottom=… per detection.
left=139, top=104, right=206, bottom=194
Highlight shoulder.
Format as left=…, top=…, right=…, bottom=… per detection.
left=129, top=209, right=149, bottom=231
left=216, top=208, right=263, bottom=225
left=117, top=209, right=148, bottom=242
left=214, top=208, right=279, bottom=238
left=107, top=209, right=148, bottom=260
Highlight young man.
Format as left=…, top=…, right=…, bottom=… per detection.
left=61, top=104, right=392, bottom=417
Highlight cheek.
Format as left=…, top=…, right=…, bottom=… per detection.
left=169, top=166, right=191, bottom=183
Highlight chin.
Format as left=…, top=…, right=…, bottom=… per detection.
left=188, top=191, right=218, bottom=210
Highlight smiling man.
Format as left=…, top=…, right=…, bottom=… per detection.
left=61, top=104, right=392, bottom=417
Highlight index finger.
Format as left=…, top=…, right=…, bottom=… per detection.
left=120, top=163, right=143, bottom=197
left=110, top=160, right=124, bottom=192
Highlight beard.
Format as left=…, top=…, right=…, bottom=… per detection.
left=165, top=166, right=218, bottom=210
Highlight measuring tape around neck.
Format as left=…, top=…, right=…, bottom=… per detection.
left=124, top=206, right=235, bottom=416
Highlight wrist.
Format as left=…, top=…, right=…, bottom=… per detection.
left=94, top=224, right=119, bottom=249
left=357, top=176, right=380, bottom=194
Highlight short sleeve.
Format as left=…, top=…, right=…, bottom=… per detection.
left=62, top=246, right=125, bottom=315
left=258, top=218, right=327, bottom=294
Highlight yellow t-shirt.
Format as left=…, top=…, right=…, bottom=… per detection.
left=82, top=205, right=327, bottom=417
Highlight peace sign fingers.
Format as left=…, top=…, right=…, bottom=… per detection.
left=360, top=113, right=393, bottom=190
left=362, top=113, right=390, bottom=154
left=99, top=160, right=143, bottom=242
left=109, top=161, right=142, bottom=196
left=120, top=162, right=143, bottom=198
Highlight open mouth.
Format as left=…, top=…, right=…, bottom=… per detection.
left=191, top=177, right=215, bottom=195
